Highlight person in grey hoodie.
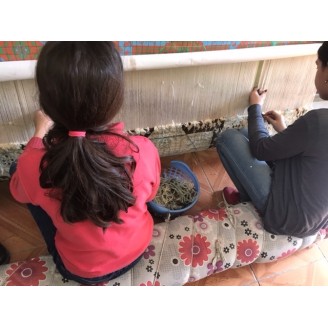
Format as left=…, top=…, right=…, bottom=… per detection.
left=216, top=41, right=328, bottom=238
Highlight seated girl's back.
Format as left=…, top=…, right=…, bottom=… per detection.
left=9, top=42, right=161, bottom=281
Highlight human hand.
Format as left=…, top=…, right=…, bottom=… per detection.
left=263, top=110, right=287, bottom=133
left=33, top=110, right=53, bottom=138
left=249, top=87, right=267, bottom=106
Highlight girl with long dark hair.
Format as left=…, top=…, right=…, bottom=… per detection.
left=10, top=42, right=161, bottom=284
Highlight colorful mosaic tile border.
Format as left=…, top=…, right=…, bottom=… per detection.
left=0, top=41, right=46, bottom=61
left=0, top=41, right=313, bottom=62
left=116, top=41, right=313, bottom=56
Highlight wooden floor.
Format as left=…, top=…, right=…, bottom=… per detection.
left=1, top=147, right=328, bottom=286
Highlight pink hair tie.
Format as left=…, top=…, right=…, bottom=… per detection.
left=68, top=131, right=86, bottom=137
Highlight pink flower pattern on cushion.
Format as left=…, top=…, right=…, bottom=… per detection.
left=277, top=248, right=296, bottom=260
left=179, top=234, right=211, bottom=267
left=207, top=260, right=224, bottom=275
left=143, top=245, right=155, bottom=259
left=5, top=257, right=48, bottom=286
left=237, top=239, right=260, bottom=264
left=192, top=213, right=205, bottom=223
left=140, top=280, right=161, bottom=286
left=198, top=208, right=228, bottom=221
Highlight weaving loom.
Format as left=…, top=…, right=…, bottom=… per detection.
left=0, top=43, right=320, bottom=176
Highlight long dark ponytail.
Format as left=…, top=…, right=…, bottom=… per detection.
left=36, top=42, right=137, bottom=227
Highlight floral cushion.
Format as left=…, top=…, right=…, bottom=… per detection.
left=0, top=202, right=325, bottom=286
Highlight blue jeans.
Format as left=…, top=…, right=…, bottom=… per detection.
left=215, top=128, right=272, bottom=215
left=9, top=162, right=142, bottom=285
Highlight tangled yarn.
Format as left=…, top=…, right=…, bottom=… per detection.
left=154, top=177, right=197, bottom=210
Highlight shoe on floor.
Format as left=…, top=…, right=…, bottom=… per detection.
left=222, top=187, right=240, bottom=206
left=0, top=243, right=10, bottom=265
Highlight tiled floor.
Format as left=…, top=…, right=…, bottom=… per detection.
left=1, top=147, right=328, bottom=285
